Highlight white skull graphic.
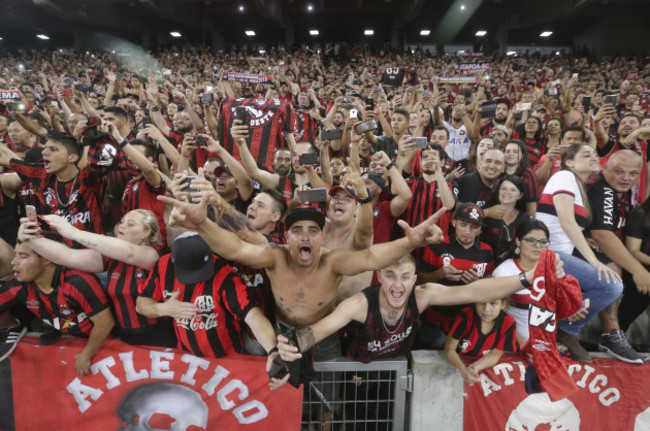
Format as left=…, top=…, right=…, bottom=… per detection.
left=117, top=382, right=208, bottom=431
left=505, top=393, right=580, bottom=431
left=635, top=406, right=650, bottom=431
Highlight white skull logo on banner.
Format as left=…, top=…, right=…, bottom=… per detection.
left=505, top=393, right=580, bottom=431
left=117, top=382, right=209, bottom=431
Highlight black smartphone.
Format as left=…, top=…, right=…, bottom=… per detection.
left=141, top=116, right=152, bottom=127
left=182, top=175, right=199, bottom=195
left=235, top=106, right=248, bottom=121
left=364, top=98, right=375, bottom=110
left=341, top=97, right=352, bottom=104
left=355, top=119, right=378, bottom=135
left=74, top=83, right=90, bottom=93
left=192, top=135, right=207, bottom=147
left=267, top=356, right=289, bottom=380
left=298, top=152, right=319, bottom=166
left=6, top=102, right=27, bottom=113
left=200, top=93, right=214, bottom=104
left=581, top=95, right=592, bottom=111
left=605, top=94, right=617, bottom=106
left=481, top=101, right=497, bottom=118
left=321, top=129, right=342, bottom=141
left=298, top=188, right=328, bottom=203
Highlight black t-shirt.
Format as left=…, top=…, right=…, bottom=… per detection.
left=587, top=173, right=630, bottom=240
left=624, top=206, right=650, bottom=269
left=456, top=172, right=499, bottom=208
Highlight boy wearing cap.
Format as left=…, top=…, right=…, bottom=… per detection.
left=418, top=203, right=495, bottom=335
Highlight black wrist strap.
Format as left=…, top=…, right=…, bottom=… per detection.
left=385, top=162, right=395, bottom=171
left=267, top=346, right=279, bottom=356
left=519, top=271, right=531, bottom=288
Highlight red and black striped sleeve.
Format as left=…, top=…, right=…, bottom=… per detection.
left=449, top=307, right=472, bottom=341
left=139, top=258, right=167, bottom=301
left=62, top=270, right=110, bottom=317
left=0, top=279, right=23, bottom=310
left=215, top=262, right=256, bottom=321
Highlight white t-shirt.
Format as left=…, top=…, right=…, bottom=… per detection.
left=493, top=259, right=531, bottom=340
left=535, top=170, right=588, bottom=255
left=444, top=121, right=472, bottom=161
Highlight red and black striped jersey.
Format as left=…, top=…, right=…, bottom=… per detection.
left=140, top=254, right=256, bottom=358
left=10, top=159, right=106, bottom=241
left=0, top=266, right=109, bottom=337
left=403, top=176, right=458, bottom=228
left=218, top=98, right=297, bottom=172
left=345, top=284, right=420, bottom=364
left=420, top=236, right=495, bottom=332
left=450, top=306, right=517, bottom=357
left=511, top=134, right=546, bottom=166
left=103, top=244, right=165, bottom=331
left=294, top=109, right=318, bottom=143
left=121, top=176, right=168, bottom=247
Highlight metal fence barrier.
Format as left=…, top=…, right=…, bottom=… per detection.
left=301, top=357, right=411, bottom=431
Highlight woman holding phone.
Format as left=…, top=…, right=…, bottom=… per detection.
left=18, top=209, right=175, bottom=347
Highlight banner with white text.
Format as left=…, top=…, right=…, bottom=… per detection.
left=463, top=354, right=650, bottom=431
left=0, top=336, right=302, bottom=431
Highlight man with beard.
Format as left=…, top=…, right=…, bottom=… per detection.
left=232, top=120, right=325, bottom=204
left=479, top=98, right=511, bottom=137
left=273, top=148, right=292, bottom=177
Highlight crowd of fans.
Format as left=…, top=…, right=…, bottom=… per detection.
left=0, top=44, right=649, bottom=423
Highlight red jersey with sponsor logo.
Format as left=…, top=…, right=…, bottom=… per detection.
left=10, top=159, right=105, bottom=244
left=140, top=254, right=256, bottom=358
left=218, top=98, right=297, bottom=172
left=0, top=266, right=109, bottom=337
left=345, top=284, right=419, bottom=363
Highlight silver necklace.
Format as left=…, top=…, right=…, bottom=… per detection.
left=380, top=305, right=407, bottom=334
left=56, top=174, right=78, bottom=207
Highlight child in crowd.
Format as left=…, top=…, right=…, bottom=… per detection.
left=444, top=297, right=518, bottom=385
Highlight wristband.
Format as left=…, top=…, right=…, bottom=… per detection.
left=357, top=189, right=373, bottom=204
left=150, top=106, right=161, bottom=112
left=519, top=271, right=531, bottom=288
left=119, top=139, right=128, bottom=149
left=385, top=162, right=395, bottom=171
left=267, top=346, right=279, bottom=356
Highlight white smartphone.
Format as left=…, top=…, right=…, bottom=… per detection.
left=349, top=109, right=358, bottom=118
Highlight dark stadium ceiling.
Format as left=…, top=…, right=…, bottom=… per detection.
left=0, top=0, right=648, bottom=49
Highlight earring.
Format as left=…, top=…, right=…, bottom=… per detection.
left=514, top=246, right=520, bottom=255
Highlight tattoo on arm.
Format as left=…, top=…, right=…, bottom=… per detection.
left=296, top=327, right=315, bottom=352
left=213, top=204, right=250, bottom=232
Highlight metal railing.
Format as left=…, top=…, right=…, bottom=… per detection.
left=301, top=357, right=411, bottom=431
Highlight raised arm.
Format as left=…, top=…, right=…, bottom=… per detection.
left=231, top=120, right=280, bottom=188
left=159, top=193, right=276, bottom=270
left=329, top=207, right=446, bottom=276
left=39, top=215, right=160, bottom=270
left=203, top=134, right=254, bottom=202
left=18, top=219, right=104, bottom=273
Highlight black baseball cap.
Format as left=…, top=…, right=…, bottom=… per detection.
left=171, top=232, right=215, bottom=284
left=453, top=202, right=485, bottom=226
left=284, top=206, right=326, bottom=230
left=365, top=172, right=386, bottom=189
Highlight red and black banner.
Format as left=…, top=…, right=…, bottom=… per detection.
left=0, top=336, right=302, bottom=430
left=464, top=354, right=650, bottom=430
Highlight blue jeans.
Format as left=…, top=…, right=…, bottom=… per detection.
left=556, top=252, right=623, bottom=336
